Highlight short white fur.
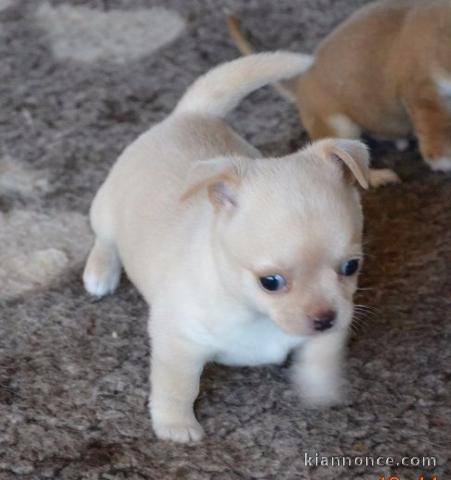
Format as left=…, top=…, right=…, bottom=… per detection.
left=83, top=53, right=369, bottom=442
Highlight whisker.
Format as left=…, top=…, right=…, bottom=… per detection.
left=354, top=311, right=376, bottom=315
left=352, top=308, right=378, bottom=322
left=353, top=312, right=378, bottom=322
left=353, top=307, right=378, bottom=316
left=354, top=303, right=380, bottom=314
left=351, top=315, right=370, bottom=334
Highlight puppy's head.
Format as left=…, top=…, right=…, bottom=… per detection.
left=182, top=139, right=369, bottom=337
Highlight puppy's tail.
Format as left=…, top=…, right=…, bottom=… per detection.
left=226, top=14, right=255, bottom=56
left=175, top=51, right=312, bottom=118
left=226, top=15, right=313, bottom=102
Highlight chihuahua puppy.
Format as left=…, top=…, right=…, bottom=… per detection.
left=83, top=53, right=370, bottom=442
left=228, top=0, right=451, bottom=183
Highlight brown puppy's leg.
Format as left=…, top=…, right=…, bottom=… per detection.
left=303, top=110, right=400, bottom=188
left=405, top=83, right=451, bottom=171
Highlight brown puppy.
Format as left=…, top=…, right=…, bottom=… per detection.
left=228, top=0, right=451, bottom=178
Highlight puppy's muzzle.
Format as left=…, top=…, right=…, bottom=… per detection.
left=310, top=310, right=336, bottom=332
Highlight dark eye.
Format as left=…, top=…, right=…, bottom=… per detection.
left=340, top=259, right=360, bottom=276
left=259, top=274, right=287, bottom=292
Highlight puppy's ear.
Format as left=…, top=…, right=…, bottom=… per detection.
left=317, top=139, right=370, bottom=189
left=180, top=156, right=247, bottom=209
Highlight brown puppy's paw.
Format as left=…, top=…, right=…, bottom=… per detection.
left=394, top=139, right=409, bottom=152
left=368, top=168, right=401, bottom=188
left=426, top=156, right=451, bottom=172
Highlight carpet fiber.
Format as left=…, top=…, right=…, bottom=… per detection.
left=1, top=1, right=450, bottom=479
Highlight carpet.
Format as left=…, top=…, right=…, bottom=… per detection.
left=0, top=0, right=450, bottom=478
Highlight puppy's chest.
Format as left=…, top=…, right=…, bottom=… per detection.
left=212, top=317, right=305, bottom=367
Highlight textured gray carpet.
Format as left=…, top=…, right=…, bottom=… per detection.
left=1, top=1, right=450, bottom=479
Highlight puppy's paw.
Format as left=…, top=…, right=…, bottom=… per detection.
left=426, top=156, right=451, bottom=172
left=83, top=266, right=120, bottom=297
left=292, top=367, right=344, bottom=408
left=368, top=168, right=401, bottom=188
left=394, top=139, right=409, bottom=152
left=83, top=243, right=121, bottom=297
left=153, top=418, right=204, bottom=443
left=83, top=271, right=120, bottom=297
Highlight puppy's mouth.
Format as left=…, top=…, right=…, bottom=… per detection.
left=273, top=313, right=347, bottom=337
left=273, top=320, right=321, bottom=337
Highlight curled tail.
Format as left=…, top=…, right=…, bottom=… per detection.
left=226, top=15, right=314, bottom=102
left=175, top=51, right=313, bottom=118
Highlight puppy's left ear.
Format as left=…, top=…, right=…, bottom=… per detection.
left=180, top=156, right=247, bottom=209
left=318, top=139, right=370, bottom=189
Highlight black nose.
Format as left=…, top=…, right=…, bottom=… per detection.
left=312, top=310, right=336, bottom=332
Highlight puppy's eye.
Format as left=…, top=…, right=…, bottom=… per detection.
left=339, top=259, right=360, bottom=276
left=259, top=274, right=287, bottom=292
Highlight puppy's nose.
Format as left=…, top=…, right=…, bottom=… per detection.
left=311, top=310, right=336, bottom=332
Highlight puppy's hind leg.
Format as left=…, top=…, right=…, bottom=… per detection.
left=83, top=238, right=122, bottom=297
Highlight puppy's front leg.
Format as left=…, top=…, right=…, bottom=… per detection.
left=291, top=331, right=348, bottom=407
left=150, top=334, right=207, bottom=443
left=404, top=83, right=451, bottom=172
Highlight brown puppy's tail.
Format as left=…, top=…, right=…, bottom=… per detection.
left=226, top=14, right=313, bottom=102
left=226, top=14, right=255, bottom=56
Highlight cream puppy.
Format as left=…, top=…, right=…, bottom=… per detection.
left=83, top=53, right=370, bottom=443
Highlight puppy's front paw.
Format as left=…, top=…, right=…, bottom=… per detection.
left=394, top=139, right=409, bottom=152
left=368, top=168, right=401, bottom=188
left=152, top=418, right=204, bottom=443
left=292, top=367, right=344, bottom=408
left=426, top=156, right=451, bottom=172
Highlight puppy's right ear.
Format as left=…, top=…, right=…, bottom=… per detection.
left=315, top=138, right=370, bottom=189
left=180, top=156, right=247, bottom=210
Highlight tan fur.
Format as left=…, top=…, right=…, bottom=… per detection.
left=320, top=140, right=370, bottom=189
left=228, top=0, right=451, bottom=174
left=82, top=54, right=370, bottom=442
